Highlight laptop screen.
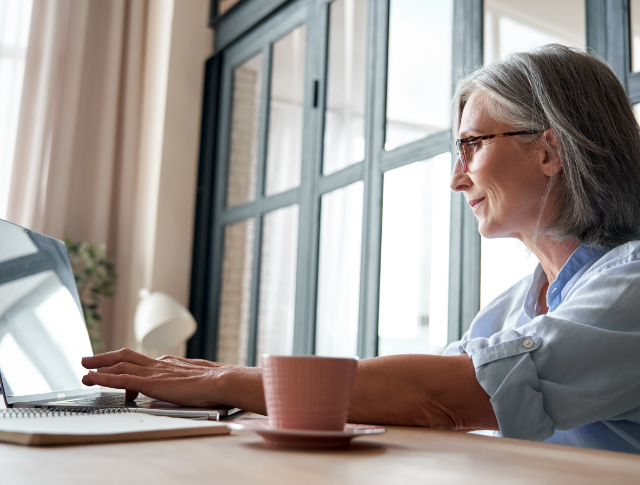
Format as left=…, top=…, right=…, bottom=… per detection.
left=0, top=219, right=93, bottom=404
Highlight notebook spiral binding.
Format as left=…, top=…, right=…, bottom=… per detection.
left=1, top=408, right=131, bottom=418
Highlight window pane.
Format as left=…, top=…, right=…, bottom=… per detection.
left=633, top=1, right=640, bottom=73
left=218, top=219, right=255, bottom=365
left=265, top=26, right=306, bottom=196
left=385, top=0, right=453, bottom=151
left=227, top=55, right=262, bottom=207
left=256, top=205, right=299, bottom=359
left=480, top=238, right=538, bottom=308
left=378, top=154, right=451, bottom=356
left=316, top=182, right=364, bottom=357
left=323, top=0, right=367, bottom=175
left=484, top=0, right=585, bottom=63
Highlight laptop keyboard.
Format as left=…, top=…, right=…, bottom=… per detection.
left=47, top=394, right=155, bottom=408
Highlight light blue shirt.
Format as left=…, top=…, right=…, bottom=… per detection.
left=444, top=241, right=640, bottom=454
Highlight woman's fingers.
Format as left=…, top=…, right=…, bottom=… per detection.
left=82, top=348, right=152, bottom=369
left=82, top=372, right=141, bottom=401
left=96, top=361, right=152, bottom=377
left=82, top=371, right=146, bottom=394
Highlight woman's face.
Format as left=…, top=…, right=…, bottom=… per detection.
left=450, top=91, right=551, bottom=241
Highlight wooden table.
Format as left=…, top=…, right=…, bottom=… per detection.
left=1, top=411, right=640, bottom=485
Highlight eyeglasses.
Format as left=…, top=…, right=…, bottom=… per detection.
left=455, top=130, right=542, bottom=173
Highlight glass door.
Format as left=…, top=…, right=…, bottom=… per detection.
left=213, top=3, right=311, bottom=366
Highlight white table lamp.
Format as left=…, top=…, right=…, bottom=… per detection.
left=134, top=290, right=197, bottom=351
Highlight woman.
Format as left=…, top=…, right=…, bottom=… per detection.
left=82, top=44, right=640, bottom=454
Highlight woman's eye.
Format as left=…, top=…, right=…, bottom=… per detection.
left=469, top=141, right=482, bottom=152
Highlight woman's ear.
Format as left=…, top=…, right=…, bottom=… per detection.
left=539, top=129, right=562, bottom=177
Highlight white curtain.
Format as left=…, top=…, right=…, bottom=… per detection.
left=5, top=0, right=178, bottom=352
left=0, top=0, right=33, bottom=220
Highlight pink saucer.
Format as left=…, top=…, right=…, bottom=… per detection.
left=228, top=418, right=386, bottom=449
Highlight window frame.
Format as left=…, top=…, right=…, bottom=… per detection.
left=190, top=0, right=483, bottom=362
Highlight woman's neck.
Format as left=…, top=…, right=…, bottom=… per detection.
left=521, top=235, right=581, bottom=285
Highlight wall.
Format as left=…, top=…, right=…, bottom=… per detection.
left=109, top=0, right=214, bottom=356
left=139, top=0, right=214, bottom=356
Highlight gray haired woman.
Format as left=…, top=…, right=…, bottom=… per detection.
left=82, top=44, right=640, bottom=454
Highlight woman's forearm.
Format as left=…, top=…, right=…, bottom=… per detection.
left=348, top=354, right=499, bottom=430
left=82, top=348, right=498, bottom=430
left=216, top=365, right=267, bottom=414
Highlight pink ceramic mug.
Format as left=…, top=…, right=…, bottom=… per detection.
left=261, top=355, right=358, bottom=431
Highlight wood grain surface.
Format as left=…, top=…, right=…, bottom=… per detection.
left=1, top=412, right=640, bottom=485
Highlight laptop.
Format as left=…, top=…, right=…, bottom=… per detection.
left=0, top=219, right=239, bottom=420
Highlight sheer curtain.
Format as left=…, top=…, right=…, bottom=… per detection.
left=1, top=0, right=203, bottom=353
left=4, top=0, right=153, bottom=351
left=0, top=0, right=32, bottom=220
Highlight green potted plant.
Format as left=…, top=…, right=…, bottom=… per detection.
left=64, top=239, right=117, bottom=352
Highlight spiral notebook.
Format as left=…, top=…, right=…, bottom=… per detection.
left=0, top=408, right=230, bottom=446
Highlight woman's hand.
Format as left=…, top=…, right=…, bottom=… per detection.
left=81, top=348, right=266, bottom=413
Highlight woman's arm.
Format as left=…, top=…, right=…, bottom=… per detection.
left=348, top=354, right=498, bottom=430
left=81, top=349, right=498, bottom=430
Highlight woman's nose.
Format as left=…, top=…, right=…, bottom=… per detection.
left=450, top=157, right=473, bottom=192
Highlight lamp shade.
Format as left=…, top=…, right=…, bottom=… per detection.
left=134, top=290, right=197, bottom=351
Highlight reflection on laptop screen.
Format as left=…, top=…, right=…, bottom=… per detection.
left=0, top=219, right=92, bottom=402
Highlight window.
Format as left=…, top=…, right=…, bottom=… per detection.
left=212, top=6, right=310, bottom=366
left=385, top=0, right=453, bottom=150
left=316, top=181, right=364, bottom=357
left=378, top=154, right=451, bottom=356
left=193, top=0, right=479, bottom=363
left=265, top=26, right=306, bottom=195
left=323, top=0, right=367, bottom=175
left=483, top=0, right=585, bottom=63
left=0, top=0, right=33, bottom=219
left=256, top=205, right=299, bottom=358
left=190, top=0, right=640, bottom=363
left=632, top=0, right=640, bottom=73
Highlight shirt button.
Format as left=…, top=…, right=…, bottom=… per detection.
left=523, top=339, right=534, bottom=349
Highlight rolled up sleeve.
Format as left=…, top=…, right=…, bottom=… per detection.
left=460, top=329, right=554, bottom=441
left=445, top=241, right=640, bottom=444
left=458, top=253, right=640, bottom=442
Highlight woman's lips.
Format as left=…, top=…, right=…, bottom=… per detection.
left=468, top=197, right=485, bottom=211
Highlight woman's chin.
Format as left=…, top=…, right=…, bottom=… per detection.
left=477, top=221, right=506, bottom=239
left=477, top=220, right=494, bottom=239
left=478, top=222, right=525, bottom=241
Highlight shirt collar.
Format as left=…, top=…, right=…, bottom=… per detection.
left=524, top=245, right=609, bottom=318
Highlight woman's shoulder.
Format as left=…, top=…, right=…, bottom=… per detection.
left=588, top=240, right=640, bottom=274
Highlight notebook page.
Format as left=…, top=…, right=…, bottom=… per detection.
left=0, top=411, right=230, bottom=445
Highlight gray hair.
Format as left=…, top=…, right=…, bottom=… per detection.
left=453, top=44, right=640, bottom=248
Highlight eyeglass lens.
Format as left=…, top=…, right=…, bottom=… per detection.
left=462, top=143, right=479, bottom=165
